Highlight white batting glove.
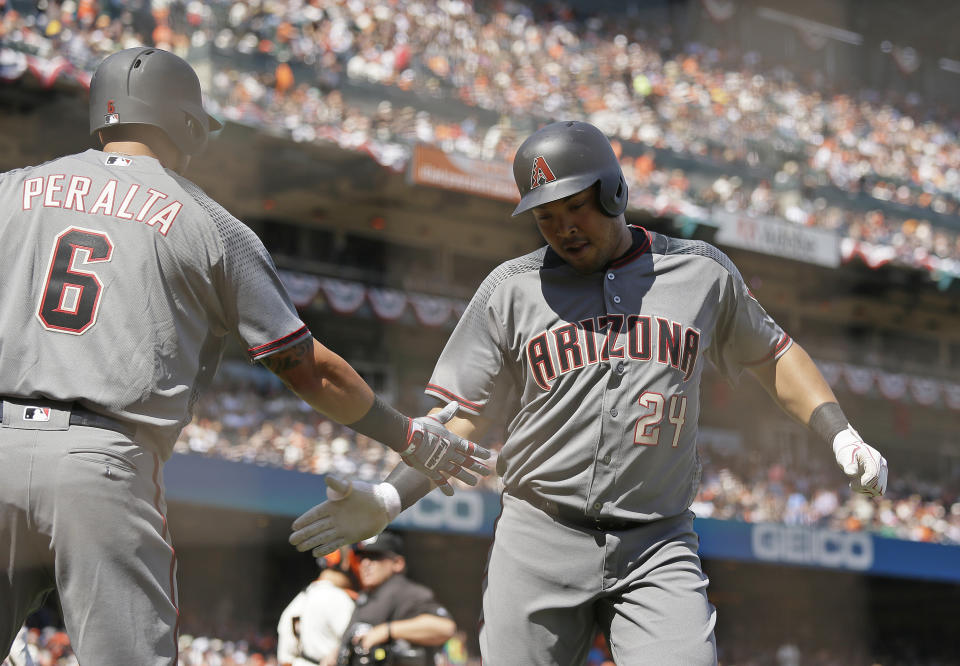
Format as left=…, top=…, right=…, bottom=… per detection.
left=832, top=426, right=888, bottom=497
left=289, top=475, right=402, bottom=558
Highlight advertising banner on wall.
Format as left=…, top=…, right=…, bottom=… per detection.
left=409, top=143, right=519, bottom=203
left=714, top=211, right=841, bottom=268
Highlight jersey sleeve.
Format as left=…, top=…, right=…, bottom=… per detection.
left=425, top=271, right=509, bottom=416
left=217, top=219, right=310, bottom=360
left=178, top=177, right=311, bottom=360
left=706, top=252, right=792, bottom=382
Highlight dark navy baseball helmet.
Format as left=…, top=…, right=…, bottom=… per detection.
left=512, top=120, right=628, bottom=217
left=89, top=47, right=222, bottom=156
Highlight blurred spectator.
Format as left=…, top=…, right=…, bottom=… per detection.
left=277, top=548, right=357, bottom=666
left=335, top=531, right=456, bottom=666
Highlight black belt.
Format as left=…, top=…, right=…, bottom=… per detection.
left=0, top=399, right=137, bottom=439
left=509, top=487, right=633, bottom=531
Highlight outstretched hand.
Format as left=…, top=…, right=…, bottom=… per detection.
left=401, top=401, right=492, bottom=495
left=289, top=475, right=395, bottom=558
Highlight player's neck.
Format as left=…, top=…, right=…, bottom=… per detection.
left=101, top=141, right=189, bottom=173
left=102, top=140, right=160, bottom=160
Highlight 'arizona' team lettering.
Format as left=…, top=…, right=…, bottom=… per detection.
left=527, top=315, right=701, bottom=391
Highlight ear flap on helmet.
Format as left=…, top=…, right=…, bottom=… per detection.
left=598, top=171, right=628, bottom=217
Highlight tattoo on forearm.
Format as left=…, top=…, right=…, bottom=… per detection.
left=260, top=338, right=312, bottom=374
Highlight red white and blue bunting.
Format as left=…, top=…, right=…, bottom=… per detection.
left=280, top=270, right=466, bottom=328
left=817, top=360, right=958, bottom=411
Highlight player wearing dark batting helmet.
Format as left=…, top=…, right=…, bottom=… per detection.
left=291, top=120, right=889, bottom=664
left=88, top=46, right=223, bottom=169
left=0, top=47, right=489, bottom=665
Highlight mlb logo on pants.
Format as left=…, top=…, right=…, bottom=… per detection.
left=23, top=407, right=51, bottom=422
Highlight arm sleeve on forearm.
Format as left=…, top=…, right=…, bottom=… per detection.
left=808, top=401, right=848, bottom=444
left=385, top=464, right=435, bottom=511
left=347, top=394, right=409, bottom=452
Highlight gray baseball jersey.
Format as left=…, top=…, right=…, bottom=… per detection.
left=426, top=226, right=791, bottom=523
left=0, top=149, right=309, bottom=456
left=427, top=225, right=789, bottom=664
left=0, top=150, right=309, bottom=665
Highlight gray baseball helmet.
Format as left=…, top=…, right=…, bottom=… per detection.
left=89, top=47, right=222, bottom=156
left=511, top=120, right=628, bottom=217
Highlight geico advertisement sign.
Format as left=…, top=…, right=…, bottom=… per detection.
left=751, top=524, right=874, bottom=571
left=393, top=491, right=487, bottom=533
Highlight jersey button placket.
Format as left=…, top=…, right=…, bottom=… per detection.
left=606, top=271, right=620, bottom=310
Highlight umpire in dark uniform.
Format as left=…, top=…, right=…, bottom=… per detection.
left=337, top=531, right=455, bottom=666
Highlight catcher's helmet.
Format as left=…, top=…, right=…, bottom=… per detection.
left=89, top=47, right=222, bottom=157
left=512, top=120, right=628, bottom=217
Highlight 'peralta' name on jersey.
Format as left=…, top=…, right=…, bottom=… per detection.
left=21, top=175, right=182, bottom=236
left=527, top=315, right=701, bottom=390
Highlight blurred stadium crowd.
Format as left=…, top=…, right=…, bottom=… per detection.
left=9, top=616, right=475, bottom=665
left=10, top=619, right=474, bottom=666
left=168, top=368, right=960, bottom=547
left=4, top=624, right=934, bottom=666
left=3, top=0, right=960, bottom=278
left=5, top=625, right=282, bottom=666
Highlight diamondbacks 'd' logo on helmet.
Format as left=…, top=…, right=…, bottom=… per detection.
left=530, top=155, right=557, bottom=190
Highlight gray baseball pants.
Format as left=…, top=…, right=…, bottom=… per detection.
left=0, top=402, right=179, bottom=665
left=480, top=493, right=717, bottom=665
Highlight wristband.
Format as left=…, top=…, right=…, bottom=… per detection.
left=387, top=622, right=393, bottom=641
left=347, top=395, right=411, bottom=453
left=808, top=402, right=848, bottom=445
left=373, top=482, right=403, bottom=521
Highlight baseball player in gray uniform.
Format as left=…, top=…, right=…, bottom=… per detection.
left=290, top=121, right=889, bottom=664
left=0, top=47, right=488, bottom=666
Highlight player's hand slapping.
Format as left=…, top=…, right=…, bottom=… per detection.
left=832, top=426, right=888, bottom=497
left=290, top=475, right=394, bottom=558
left=400, top=401, right=491, bottom=496
left=290, top=402, right=492, bottom=558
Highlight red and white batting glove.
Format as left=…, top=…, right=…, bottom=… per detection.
left=400, top=401, right=491, bottom=496
left=832, top=426, right=888, bottom=497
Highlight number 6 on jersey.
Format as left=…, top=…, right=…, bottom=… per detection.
left=37, top=226, right=113, bottom=334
